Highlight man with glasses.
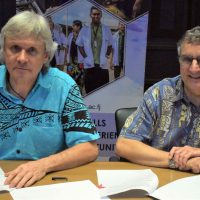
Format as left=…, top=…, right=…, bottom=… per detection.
left=116, top=26, right=200, bottom=173
left=76, top=6, right=113, bottom=94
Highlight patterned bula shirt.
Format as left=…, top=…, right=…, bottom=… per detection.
left=0, top=66, right=99, bottom=160
left=120, top=75, right=200, bottom=151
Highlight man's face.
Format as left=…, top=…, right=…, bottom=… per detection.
left=4, top=36, right=48, bottom=82
left=119, top=23, right=125, bottom=32
left=72, top=24, right=80, bottom=33
left=90, top=9, right=102, bottom=24
left=180, top=42, right=200, bottom=98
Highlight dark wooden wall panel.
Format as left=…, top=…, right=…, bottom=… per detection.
left=144, top=0, right=200, bottom=90
left=0, top=0, right=16, bottom=29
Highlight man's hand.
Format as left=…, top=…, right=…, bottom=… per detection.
left=186, top=157, right=200, bottom=173
left=169, top=146, right=200, bottom=169
left=4, top=160, right=47, bottom=188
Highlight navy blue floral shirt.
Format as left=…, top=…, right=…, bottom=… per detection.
left=120, top=76, right=200, bottom=151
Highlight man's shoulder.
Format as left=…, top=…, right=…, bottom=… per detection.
left=0, top=65, right=6, bottom=86
left=68, top=32, right=73, bottom=38
left=41, top=68, right=75, bottom=87
left=81, top=25, right=90, bottom=31
left=102, top=24, right=112, bottom=31
left=145, top=75, right=182, bottom=101
left=154, top=76, right=181, bottom=88
left=0, top=65, right=6, bottom=72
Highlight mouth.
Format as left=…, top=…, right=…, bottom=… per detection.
left=15, top=67, right=29, bottom=70
left=189, top=75, right=200, bottom=79
left=188, top=75, right=200, bottom=83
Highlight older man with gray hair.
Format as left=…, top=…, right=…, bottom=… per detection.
left=116, top=26, right=200, bottom=173
left=0, top=11, right=99, bottom=188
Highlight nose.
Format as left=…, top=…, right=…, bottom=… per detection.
left=17, top=50, right=28, bottom=63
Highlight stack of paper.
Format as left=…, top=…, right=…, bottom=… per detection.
left=97, top=169, right=158, bottom=197
left=150, top=175, right=200, bottom=200
left=97, top=169, right=199, bottom=200
left=0, top=168, right=100, bottom=200
left=0, top=168, right=14, bottom=192
left=10, top=180, right=100, bottom=200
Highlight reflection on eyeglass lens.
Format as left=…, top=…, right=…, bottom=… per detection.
left=179, top=55, right=200, bottom=67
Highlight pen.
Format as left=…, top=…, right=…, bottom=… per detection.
left=52, top=177, right=68, bottom=181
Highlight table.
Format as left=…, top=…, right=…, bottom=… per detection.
left=0, top=160, right=194, bottom=200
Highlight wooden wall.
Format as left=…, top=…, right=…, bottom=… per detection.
left=0, top=0, right=16, bottom=30
left=144, top=0, right=200, bottom=90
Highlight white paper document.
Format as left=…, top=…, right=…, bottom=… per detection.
left=97, top=169, right=200, bottom=200
left=0, top=168, right=15, bottom=192
left=10, top=180, right=100, bottom=200
left=150, top=175, right=200, bottom=200
left=97, top=169, right=159, bottom=197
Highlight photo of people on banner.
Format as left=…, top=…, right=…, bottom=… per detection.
left=15, top=0, right=147, bottom=96
left=48, top=1, right=123, bottom=96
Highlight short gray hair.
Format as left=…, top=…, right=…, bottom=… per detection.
left=177, top=26, right=200, bottom=56
left=0, top=11, right=57, bottom=72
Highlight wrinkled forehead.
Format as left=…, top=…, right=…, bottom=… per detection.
left=4, top=35, right=45, bottom=48
left=180, top=41, right=200, bottom=55
left=5, top=33, right=44, bottom=42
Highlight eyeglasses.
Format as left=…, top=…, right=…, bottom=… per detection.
left=179, top=55, right=200, bottom=67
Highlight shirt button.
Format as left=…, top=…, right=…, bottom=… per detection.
left=18, top=127, right=22, bottom=132
left=16, top=149, right=20, bottom=154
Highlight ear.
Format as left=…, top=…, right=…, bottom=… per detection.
left=43, top=52, right=49, bottom=63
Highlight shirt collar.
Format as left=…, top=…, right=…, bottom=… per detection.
left=172, top=75, right=189, bottom=104
left=36, top=70, right=51, bottom=89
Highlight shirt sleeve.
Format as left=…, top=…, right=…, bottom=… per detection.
left=106, top=26, right=113, bottom=46
left=62, top=84, right=100, bottom=147
left=76, top=28, right=84, bottom=47
left=119, top=86, right=159, bottom=145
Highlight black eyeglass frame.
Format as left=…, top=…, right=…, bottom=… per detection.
left=178, top=55, right=200, bottom=67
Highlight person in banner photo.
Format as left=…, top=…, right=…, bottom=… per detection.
left=47, top=16, right=67, bottom=71
left=110, top=22, right=125, bottom=79
left=76, top=6, right=113, bottom=94
left=0, top=10, right=99, bottom=188
left=66, top=20, right=84, bottom=94
left=95, top=0, right=143, bottom=21
left=116, top=26, right=200, bottom=173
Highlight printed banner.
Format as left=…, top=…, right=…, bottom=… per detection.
left=16, top=0, right=149, bottom=159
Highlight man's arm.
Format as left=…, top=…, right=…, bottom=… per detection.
left=78, top=46, right=87, bottom=58
left=115, top=137, right=169, bottom=167
left=106, top=45, right=113, bottom=57
left=4, top=141, right=98, bottom=188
